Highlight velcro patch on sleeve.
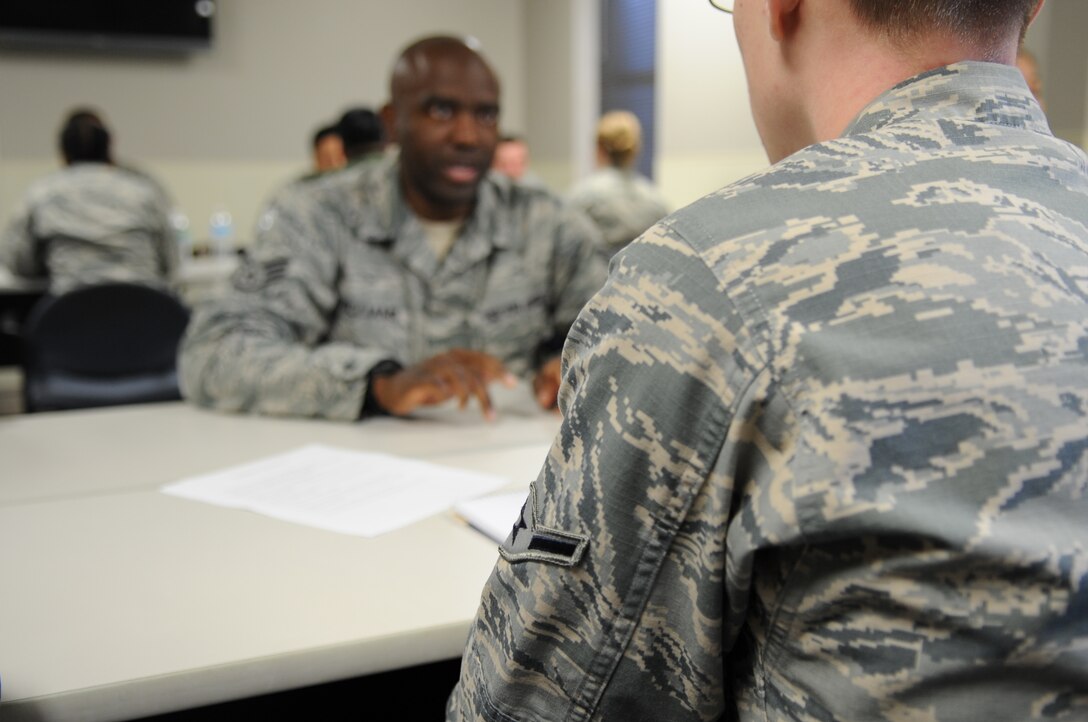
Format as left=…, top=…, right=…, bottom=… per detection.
left=231, top=257, right=289, bottom=292
left=499, top=482, right=587, bottom=567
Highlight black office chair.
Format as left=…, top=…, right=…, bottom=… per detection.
left=20, top=283, right=190, bottom=412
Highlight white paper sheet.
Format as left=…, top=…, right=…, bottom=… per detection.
left=161, top=444, right=510, bottom=537
left=453, top=490, right=530, bottom=543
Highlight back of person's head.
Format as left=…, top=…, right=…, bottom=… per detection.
left=59, top=109, right=111, bottom=165
left=597, top=111, right=641, bottom=169
left=336, top=107, right=384, bottom=160
left=847, top=0, right=1039, bottom=50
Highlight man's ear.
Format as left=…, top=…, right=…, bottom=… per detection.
left=379, top=103, right=397, bottom=145
left=767, top=0, right=802, bottom=42
left=1028, top=0, right=1045, bottom=27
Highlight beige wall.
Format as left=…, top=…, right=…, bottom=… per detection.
left=656, top=1, right=767, bottom=210
left=527, top=0, right=767, bottom=208
left=521, top=0, right=598, bottom=192
left=0, top=0, right=528, bottom=245
left=655, top=2, right=1088, bottom=212
left=1027, top=0, right=1088, bottom=148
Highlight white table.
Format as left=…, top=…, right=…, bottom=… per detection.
left=0, top=390, right=560, bottom=507
left=0, top=394, right=560, bottom=721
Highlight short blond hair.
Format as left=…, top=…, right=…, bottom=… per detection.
left=597, top=110, right=642, bottom=169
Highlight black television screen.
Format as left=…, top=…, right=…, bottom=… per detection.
left=0, top=0, right=215, bottom=53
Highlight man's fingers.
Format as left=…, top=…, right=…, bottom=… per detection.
left=533, top=356, right=563, bottom=410
left=471, top=375, right=496, bottom=420
left=442, top=351, right=501, bottom=418
left=534, top=375, right=559, bottom=409
left=425, top=364, right=463, bottom=409
left=450, top=359, right=494, bottom=418
left=450, top=348, right=512, bottom=384
left=381, top=351, right=512, bottom=417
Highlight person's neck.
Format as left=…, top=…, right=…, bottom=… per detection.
left=401, top=179, right=473, bottom=223
left=783, top=24, right=1019, bottom=162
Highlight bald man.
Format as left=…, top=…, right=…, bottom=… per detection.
left=179, top=37, right=604, bottom=420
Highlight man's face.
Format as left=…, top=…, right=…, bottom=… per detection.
left=492, top=140, right=529, bottom=180
left=314, top=135, right=346, bottom=172
left=392, top=53, right=500, bottom=220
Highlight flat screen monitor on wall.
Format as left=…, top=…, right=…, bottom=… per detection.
left=0, top=0, right=215, bottom=53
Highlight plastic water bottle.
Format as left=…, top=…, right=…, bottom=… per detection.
left=170, top=210, right=192, bottom=265
left=209, top=207, right=235, bottom=257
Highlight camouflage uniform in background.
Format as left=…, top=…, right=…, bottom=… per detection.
left=568, top=166, right=669, bottom=257
left=256, top=150, right=390, bottom=229
left=179, top=154, right=605, bottom=421
left=448, top=63, right=1088, bottom=721
left=0, top=163, right=176, bottom=295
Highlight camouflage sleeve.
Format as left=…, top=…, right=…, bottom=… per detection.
left=448, top=222, right=770, bottom=721
left=0, top=199, right=43, bottom=279
left=539, top=203, right=607, bottom=363
left=177, top=198, right=385, bottom=421
left=566, top=187, right=609, bottom=245
left=251, top=184, right=298, bottom=251
left=147, top=182, right=177, bottom=281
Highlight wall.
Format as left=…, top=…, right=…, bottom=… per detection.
left=655, top=1, right=766, bottom=210
left=1029, top=0, right=1088, bottom=148
left=525, top=0, right=765, bottom=209
left=522, top=0, right=598, bottom=192
left=0, top=0, right=528, bottom=245
left=655, top=2, right=1088, bottom=213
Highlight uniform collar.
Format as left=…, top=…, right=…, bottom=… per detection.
left=843, top=61, right=1052, bottom=138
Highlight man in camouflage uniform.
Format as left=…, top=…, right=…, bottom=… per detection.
left=179, top=36, right=604, bottom=421
left=1, top=109, right=176, bottom=296
left=448, top=0, right=1088, bottom=720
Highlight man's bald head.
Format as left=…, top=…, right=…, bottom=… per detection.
left=390, top=36, right=499, bottom=107
left=383, top=36, right=502, bottom=221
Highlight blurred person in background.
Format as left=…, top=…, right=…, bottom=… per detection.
left=0, top=108, right=175, bottom=295
left=568, top=110, right=669, bottom=258
left=491, top=134, right=547, bottom=189
left=257, top=108, right=386, bottom=239
left=311, top=124, right=346, bottom=175
left=336, top=106, right=386, bottom=166
left=180, top=36, right=604, bottom=421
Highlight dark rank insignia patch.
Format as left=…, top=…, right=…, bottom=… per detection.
left=232, top=257, right=289, bottom=292
left=499, top=482, right=587, bottom=567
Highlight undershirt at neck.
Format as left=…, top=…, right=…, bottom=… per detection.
left=419, top=218, right=463, bottom=263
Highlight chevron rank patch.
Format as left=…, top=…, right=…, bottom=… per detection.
left=499, top=482, right=587, bottom=567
